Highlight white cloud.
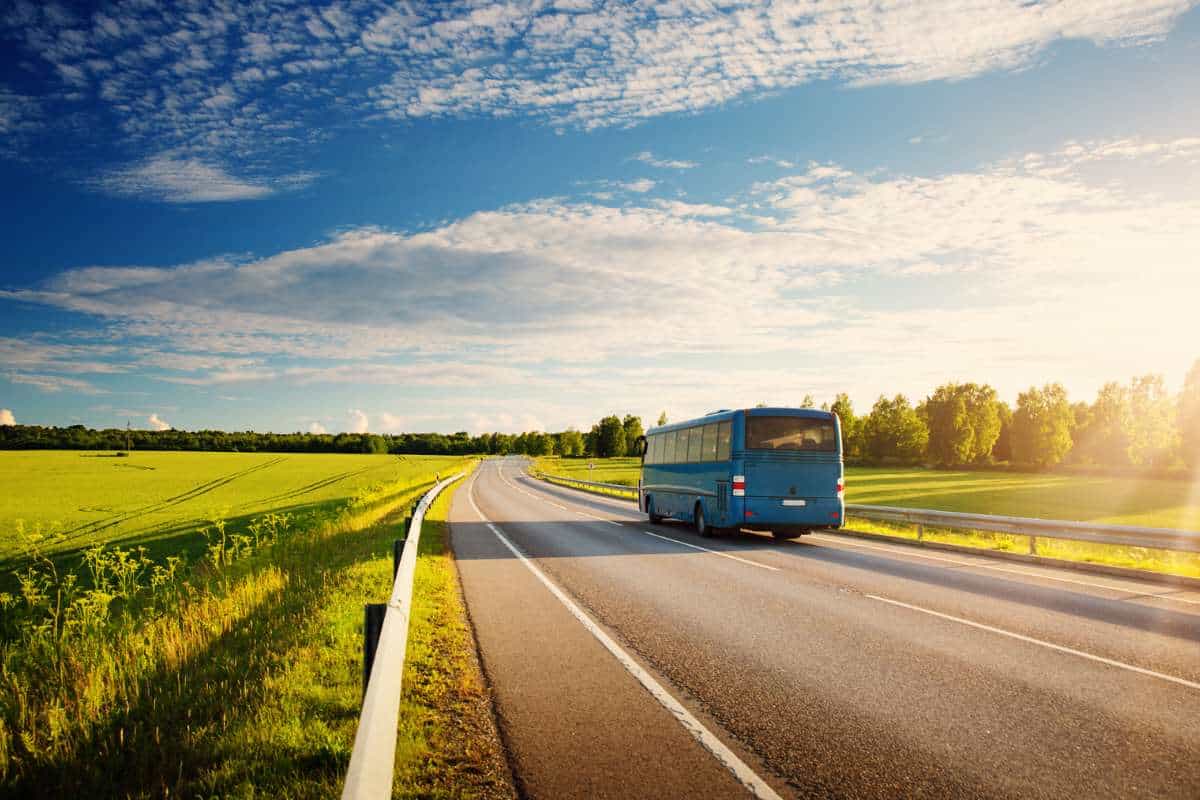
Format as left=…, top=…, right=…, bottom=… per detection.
left=7, top=373, right=106, bottom=394
left=308, top=421, right=327, bottom=434
left=348, top=408, right=369, bottom=433
left=95, top=154, right=315, bottom=203
left=0, top=337, right=125, bottom=373
left=147, top=413, right=170, bottom=431
left=0, top=409, right=14, bottom=426
left=632, top=151, right=698, bottom=169
left=2, top=0, right=1191, bottom=180
left=748, top=156, right=797, bottom=169
left=367, top=1, right=1196, bottom=128
left=617, top=178, right=656, bottom=193
left=377, top=412, right=404, bottom=433
left=6, top=135, right=1200, bottom=415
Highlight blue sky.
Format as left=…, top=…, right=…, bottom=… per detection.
left=1, top=0, right=1199, bottom=435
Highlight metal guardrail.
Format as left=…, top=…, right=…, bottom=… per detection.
left=531, top=470, right=1200, bottom=555
left=341, top=471, right=466, bottom=800
left=845, top=504, right=1200, bottom=554
left=534, top=470, right=638, bottom=497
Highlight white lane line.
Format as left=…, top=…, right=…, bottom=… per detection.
left=467, top=473, right=783, bottom=800
left=642, top=530, right=780, bottom=572
left=866, top=593, right=1200, bottom=691
left=500, top=463, right=776, bottom=568
left=810, top=533, right=1200, bottom=605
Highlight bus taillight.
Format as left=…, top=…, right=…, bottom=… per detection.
left=732, top=476, right=745, bottom=497
left=836, top=478, right=844, bottom=497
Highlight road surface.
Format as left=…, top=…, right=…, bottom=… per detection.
left=449, top=458, right=1200, bottom=799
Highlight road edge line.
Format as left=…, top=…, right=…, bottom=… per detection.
left=467, top=467, right=785, bottom=800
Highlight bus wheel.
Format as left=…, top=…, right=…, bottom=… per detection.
left=695, top=503, right=715, bottom=538
left=647, top=497, right=663, bottom=524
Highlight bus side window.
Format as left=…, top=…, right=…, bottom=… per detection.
left=676, top=428, right=691, bottom=463
left=664, top=430, right=677, bottom=463
left=687, top=425, right=703, bottom=462
left=701, top=424, right=718, bottom=461
left=716, top=422, right=732, bottom=461
left=650, top=434, right=661, bottom=464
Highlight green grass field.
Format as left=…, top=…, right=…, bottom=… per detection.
left=0, top=450, right=466, bottom=569
left=534, top=457, right=1200, bottom=577
left=534, top=457, right=1200, bottom=529
left=0, top=450, right=493, bottom=796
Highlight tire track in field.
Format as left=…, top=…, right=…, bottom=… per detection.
left=235, top=465, right=378, bottom=511
left=57, top=457, right=289, bottom=545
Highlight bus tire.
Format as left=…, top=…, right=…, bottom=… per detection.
left=647, top=497, right=663, bottom=524
left=695, top=503, right=715, bottom=538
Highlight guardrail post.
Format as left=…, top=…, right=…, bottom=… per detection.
left=362, top=603, right=387, bottom=698
left=1029, top=535, right=1037, bottom=555
left=916, top=523, right=924, bottom=541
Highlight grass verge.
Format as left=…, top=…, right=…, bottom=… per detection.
left=0, top=458, right=517, bottom=798
left=393, top=471, right=514, bottom=799
left=533, top=457, right=1200, bottom=579
left=842, top=515, right=1200, bottom=579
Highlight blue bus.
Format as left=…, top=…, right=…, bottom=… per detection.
left=638, top=408, right=844, bottom=538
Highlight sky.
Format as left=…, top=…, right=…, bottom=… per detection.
left=1, top=0, right=1199, bottom=436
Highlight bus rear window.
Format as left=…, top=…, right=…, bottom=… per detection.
left=745, top=417, right=837, bottom=452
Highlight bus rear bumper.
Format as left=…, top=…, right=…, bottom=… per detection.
left=739, top=497, right=844, bottom=531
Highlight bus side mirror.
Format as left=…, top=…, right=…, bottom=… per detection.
left=635, top=435, right=648, bottom=462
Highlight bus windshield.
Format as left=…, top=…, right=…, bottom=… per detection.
left=745, top=417, right=837, bottom=452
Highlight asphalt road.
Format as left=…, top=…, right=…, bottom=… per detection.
left=449, top=458, right=1200, bottom=799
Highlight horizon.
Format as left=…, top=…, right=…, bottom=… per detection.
left=3, top=1, right=1199, bottom=435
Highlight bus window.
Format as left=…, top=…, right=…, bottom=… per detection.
left=701, top=424, right=718, bottom=461
left=716, top=421, right=731, bottom=460
left=676, top=428, right=691, bottom=462
left=687, top=426, right=703, bottom=462
left=664, top=430, right=677, bottom=463
left=650, top=434, right=662, bottom=464
left=746, top=417, right=838, bottom=452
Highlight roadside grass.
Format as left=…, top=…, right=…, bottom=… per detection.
left=842, top=516, right=1200, bottom=579
left=393, top=473, right=513, bottom=799
left=0, top=456, right=492, bottom=797
left=534, top=457, right=1200, bottom=578
left=533, top=456, right=641, bottom=486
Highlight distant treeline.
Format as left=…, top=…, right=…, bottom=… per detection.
left=0, top=415, right=644, bottom=460
left=0, top=426, right=528, bottom=456
left=824, top=360, right=1200, bottom=472
left=2, top=360, right=1197, bottom=471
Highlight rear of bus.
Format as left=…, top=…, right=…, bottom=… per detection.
left=736, top=408, right=844, bottom=534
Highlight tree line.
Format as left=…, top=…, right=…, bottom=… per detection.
left=2, top=359, right=1197, bottom=471
left=830, top=360, right=1200, bottom=471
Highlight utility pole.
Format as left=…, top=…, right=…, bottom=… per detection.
left=126, top=420, right=132, bottom=452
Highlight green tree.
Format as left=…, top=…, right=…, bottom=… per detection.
left=992, top=401, right=1013, bottom=462
left=622, top=414, right=644, bottom=457
left=799, top=394, right=816, bottom=408
left=526, top=432, right=553, bottom=456
left=595, top=415, right=626, bottom=457
left=1011, top=383, right=1074, bottom=468
left=1180, top=359, right=1200, bottom=470
left=1127, top=374, right=1176, bottom=467
left=657, top=411, right=669, bottom=427
left=829, top=393, right=861, bottom=459
left=921, top=382, right=1001, bottom=466
left=557, top=428, right=585, bottom=457
left=862, top=395, right=928, bottom=464
left=1073, top=381, right=1131, bottom=466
